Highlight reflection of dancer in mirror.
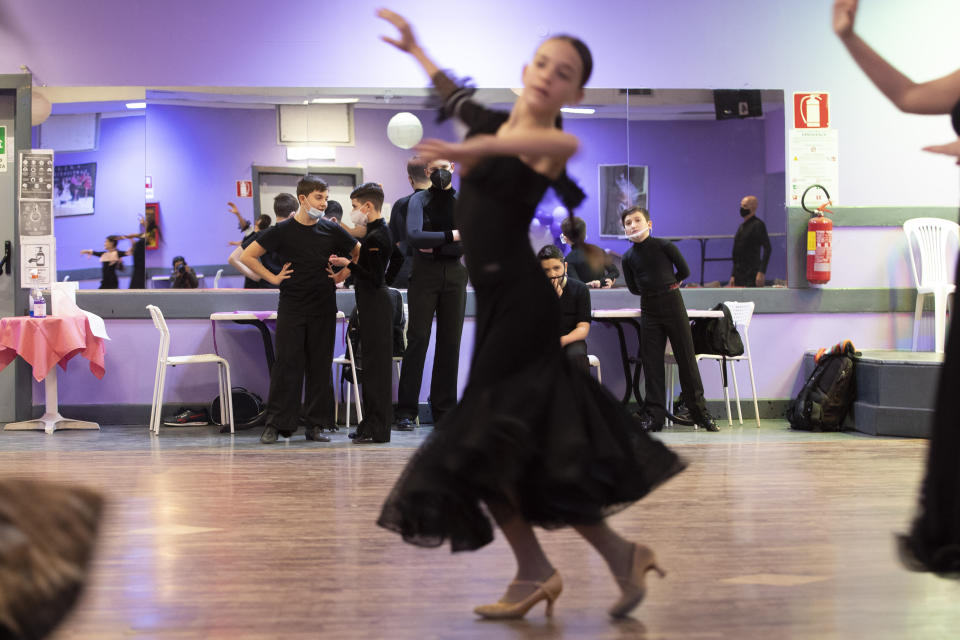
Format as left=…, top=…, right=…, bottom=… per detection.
left=375, top=9, right=686, bottom=619
left=834, top=0, right=960, bottom=575
left=560, top=215, right=619, bottom=288
left=121, top=216, right=157, bottom=289
left=81, top=235, right=124, bottom=289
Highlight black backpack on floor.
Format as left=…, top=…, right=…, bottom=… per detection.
left=787, top=340, right=859, bottom=432
left=691, top=303, right=744, bottom=356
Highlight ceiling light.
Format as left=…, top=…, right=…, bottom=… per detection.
left=286, top=146, right=337, bottom=161
left=125, top=102, right=146, bottom=109
left=560, top=107, right=595, bottom=115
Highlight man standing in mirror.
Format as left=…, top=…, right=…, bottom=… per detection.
left=728, top=195, right=771, bottom=287
left=394, top=159, right=467, bottom=430
left=387, top=156, right=431, bottom=288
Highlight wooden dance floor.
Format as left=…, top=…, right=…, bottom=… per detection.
left=1, top=422, right=956, bottom=639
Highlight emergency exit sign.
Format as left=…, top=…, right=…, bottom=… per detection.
left=0, top=126, right=6, bottom=172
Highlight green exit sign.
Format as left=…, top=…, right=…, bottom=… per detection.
left=0, top=126, right=5, bottom=155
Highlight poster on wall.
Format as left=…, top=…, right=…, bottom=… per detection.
left=19, top=236, right=55, bottom=288
left=19, top=151, right=54, bottom=200
left=54, top=162, right=97, bottom=216
left=788, top=129, right=839, bottom=206
left=19, top=200, right=53, bottom=236
left=598, top=164, right=649, bottom=237
left=145, top=202, right=161, bottom=250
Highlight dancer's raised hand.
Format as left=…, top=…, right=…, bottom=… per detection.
left=832, top=0, right=858, bottom=38
left=377, top=9, right=420, bottom=53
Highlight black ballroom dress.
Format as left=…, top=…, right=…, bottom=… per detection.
left=377, top=84, right=685, bottom=552
left=899, top=99, right=960, bottom=576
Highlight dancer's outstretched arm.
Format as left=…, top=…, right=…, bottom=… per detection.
left=833, top=0, right=960, bottom=114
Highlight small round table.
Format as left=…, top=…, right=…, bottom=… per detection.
left=0, top=315, right=105, bottom=434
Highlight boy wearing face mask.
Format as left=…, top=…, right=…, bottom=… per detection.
left=394, top=159, right=467, bottom=429
left=538, top=244, right=592, bottom=373
left=328, top=183, right=395, bottom=443
left=620, top=206, right=718, bottom=433
left=241, top=175, right=360, bottom=444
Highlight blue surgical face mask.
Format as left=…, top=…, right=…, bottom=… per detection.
left=306, top=206, right=324, bottom=220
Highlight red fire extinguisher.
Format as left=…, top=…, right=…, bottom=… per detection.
left=802, top=184, right=834, bottom=285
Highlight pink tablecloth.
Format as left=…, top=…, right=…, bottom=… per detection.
left=0, top=316, right=106, bottom=382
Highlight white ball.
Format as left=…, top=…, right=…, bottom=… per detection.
left=552, top=205, right=568, bottom=224
left=386, top=112, right=423, bottom=149
left=32, top=91, right=52, bottom=127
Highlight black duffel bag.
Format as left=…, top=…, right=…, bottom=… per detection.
left=211, top=386, right=266, bottom=432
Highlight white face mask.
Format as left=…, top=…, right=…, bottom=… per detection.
left=350, top=209, right=368, bottom=227
left=625, top=223, right=650, bottom=242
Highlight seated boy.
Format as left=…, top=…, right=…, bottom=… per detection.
left=241, top=175, right=360, bottom=444
left=620, top=206, right=718, bottom=432
left=328, top=183, right=394, bottom=443
left=537, top=244, right=592, bottom=372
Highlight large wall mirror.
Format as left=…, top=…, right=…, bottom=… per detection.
left=42, top=86, right=785, bottom=289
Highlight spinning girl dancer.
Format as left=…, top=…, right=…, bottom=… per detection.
left=375, top=9, right=686, bottom=619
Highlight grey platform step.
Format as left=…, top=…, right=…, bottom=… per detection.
left=802, top=349, right=942, bottom=438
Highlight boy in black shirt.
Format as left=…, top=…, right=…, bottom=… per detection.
left=621, top=206, right=718, bottom=432
left=328, top=183, right=394, bottom=443
left=538, top=245, right=592, bottom=372
left=241, top=176, right=360, bottom=444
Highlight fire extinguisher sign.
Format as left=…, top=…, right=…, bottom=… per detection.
left=794, top=92, right=829, bottom=129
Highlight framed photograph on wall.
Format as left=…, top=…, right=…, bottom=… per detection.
left=144, top=202, right=161, bottom=250
left=53, top=162, right=97, bottom=216
left=598, top=164, right=648, bottom=237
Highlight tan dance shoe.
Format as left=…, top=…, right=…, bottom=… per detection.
left=608, top=543, right=665, bottom=618
left=474, top=570, right=563, bottom=619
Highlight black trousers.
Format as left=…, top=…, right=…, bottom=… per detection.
left=355, top=284, right=394, bottom=441
left=563, top=339, right=590, bottom=373
left=639, top=289, right=707, bottom=424
left=265, top=308, right=337, bottom=431
left=397, top=255, right=468, bottom=422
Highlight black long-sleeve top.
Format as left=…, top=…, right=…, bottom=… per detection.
left=406, top=186, right=463, bottom=259
left=386, top=189, right=421, bottom=284
left=731, top=216, right=771, bottom=280
left=349, top=218, right=393, bottom=288
left=621, top=236, right=690, bottom=295
left=91, top=250, right=121, bottom=289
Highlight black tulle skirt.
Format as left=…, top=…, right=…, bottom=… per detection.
left=899, top=258, right=960, bottom=577
left=377, top=276, right=686, bottom=552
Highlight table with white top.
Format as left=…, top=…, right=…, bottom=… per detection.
left=592, top=307, right=724, bottom=407
left=210, top=310, right=346, bottom=372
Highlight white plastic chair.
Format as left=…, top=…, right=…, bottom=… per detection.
left=587, top=354, right=602, bottom=384
left=333, top=313, right=363, bottom=427
left=213, top=268, right=224, bottom=289
left=666, top=301, right=760, bottom=427
left=903, top=218, right=958, bottom=353
left=147, top=305, right=234, bottom=434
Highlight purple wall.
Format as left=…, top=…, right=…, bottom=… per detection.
left=41, top=310, right=918, bottom=410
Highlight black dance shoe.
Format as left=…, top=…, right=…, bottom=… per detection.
left=634, top=412, right=663, bottom=433
left=694, top=412, right=720, bottom=432
left=305, top=426, right=331, bottom=442
left=260, top=426, right=279, bottom=444
left=393, top=418, right=416, bottom=431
